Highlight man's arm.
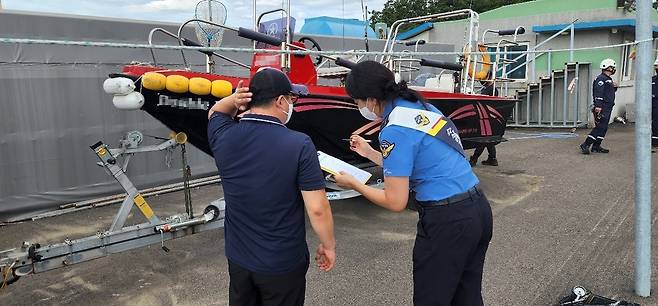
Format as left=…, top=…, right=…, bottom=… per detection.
left=301, top=190, right=336, bottom=272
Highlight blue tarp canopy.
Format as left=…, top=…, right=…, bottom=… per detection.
left=395, top=22, right=434, bottom=40
left=300, top=16, right=376, bottom=37
left=533, top=18, right=658, bottom=35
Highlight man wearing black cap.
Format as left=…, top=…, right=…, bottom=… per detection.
left=207, top=68, right=336, bottom=306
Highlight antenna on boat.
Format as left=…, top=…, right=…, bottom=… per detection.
left=194, top=0, right=228, bottom=73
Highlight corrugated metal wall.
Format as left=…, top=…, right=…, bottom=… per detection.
left=0, top=10, right=453, bottom=222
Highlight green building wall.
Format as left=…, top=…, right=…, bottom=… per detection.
left=533, top=49, right=620, bottom=78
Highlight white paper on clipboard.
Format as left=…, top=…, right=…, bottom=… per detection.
left=317, top=151, right=372, bottom=184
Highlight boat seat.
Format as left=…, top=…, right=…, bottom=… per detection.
left=316, top=66, right=353, bottom=79
left=316, top=52, right=361, bottom=79
left=424, top=74, right=455, bottom=93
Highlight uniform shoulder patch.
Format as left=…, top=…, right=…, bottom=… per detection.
left=380, top=140, right=395, bottom=158
left=414, top=113, right=430, bottom=127
left=597, top=80, right=604, bottom=86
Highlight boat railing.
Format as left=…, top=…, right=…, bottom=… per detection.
left=381, top=9, right=480, bottom=94
left=497, top=21, right=576, bottom=96
left=480, top=26, right=525, bottom=94
left=255, top=8, right=293, bottom=70
left=175, top=19, right=254, bottom=72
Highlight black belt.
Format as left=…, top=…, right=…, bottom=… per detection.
left=416, top=185, right=482, bottom=207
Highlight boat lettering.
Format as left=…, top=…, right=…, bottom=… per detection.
left=158, top=95, right=210, bottom=110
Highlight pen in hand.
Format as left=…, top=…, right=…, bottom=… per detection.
left=342, top=138, right=372, bottom=143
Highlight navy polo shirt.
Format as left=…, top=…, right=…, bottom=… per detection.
left=208, top=112, right=325, bottom=274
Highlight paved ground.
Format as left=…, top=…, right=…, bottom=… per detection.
left=1, top=124, right=658, bottom=305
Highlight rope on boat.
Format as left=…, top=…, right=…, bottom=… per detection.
left=0, top=37, right=654, bottom=57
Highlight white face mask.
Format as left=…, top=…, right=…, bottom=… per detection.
left=359, top=100, right=379, bottom=121
left=280, top=96, right=294, bottom=124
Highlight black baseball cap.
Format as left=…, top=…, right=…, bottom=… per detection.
left=249, top=68, right=308, bottom=105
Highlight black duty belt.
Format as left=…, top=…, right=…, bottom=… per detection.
left=416, top=185, right=482, bottom=207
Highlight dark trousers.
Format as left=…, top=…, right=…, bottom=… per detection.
left=472, top=144, right=496, bottom=160
left=412, top=191, right=493, bottom=306
left=651, top=104, right=658, bottom=147
left=585, top=107, right=613, bottom=147
left=228, top=258, right=309, bottom=306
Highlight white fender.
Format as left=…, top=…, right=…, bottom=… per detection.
left=103, top=77, right=136, bottom=95
left=112, top=91, right=144, bottom=110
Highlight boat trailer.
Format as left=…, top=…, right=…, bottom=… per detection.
left=0, top=131, right=381, bottom=288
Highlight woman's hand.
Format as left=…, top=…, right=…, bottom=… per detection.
left=333, top=171, right=359, bottom=189
left=349, top=135, right=375, bottom=158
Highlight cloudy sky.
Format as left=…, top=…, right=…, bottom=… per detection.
left=2, top=0, right=386, bottom=30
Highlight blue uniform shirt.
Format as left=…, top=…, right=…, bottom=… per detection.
left=592, top=73, right=616, bottom=109
left=208, top=112, right=325, bottom=274
left=380, top=98, right=479, bottom=201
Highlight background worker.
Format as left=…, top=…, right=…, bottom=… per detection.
left=470, top=75, right=499, bottom=166
left=333, top=61, right=493, bottom=306
left=580, top=59, right=617, bottom=154
left=207, top=68, right=336, bottom=306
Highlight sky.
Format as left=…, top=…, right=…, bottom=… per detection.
left=2, top=0, right=387, bottom=30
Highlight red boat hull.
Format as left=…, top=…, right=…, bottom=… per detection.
left=119, top=65, right=516, bottom=163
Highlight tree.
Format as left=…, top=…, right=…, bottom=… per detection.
left=370, top=0, right=534, bottom=29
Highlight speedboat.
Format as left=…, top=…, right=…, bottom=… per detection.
left=104, top=4, right=518, bottom=164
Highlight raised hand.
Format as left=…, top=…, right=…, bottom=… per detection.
left=230, top=80, right=252, bottom=111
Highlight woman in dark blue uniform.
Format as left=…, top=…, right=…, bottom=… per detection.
left=334, top=61, right=493, bottom=306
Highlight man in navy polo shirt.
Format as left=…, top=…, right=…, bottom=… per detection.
left=207, top=68, right=336, bottom=306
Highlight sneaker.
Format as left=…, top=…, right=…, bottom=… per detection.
left=469, top=156, right=477, bottom=167
left=481, top=158, right=498, bottom=166
left=591, top=146, right=610, bottom=153
left=579, top=143, right=590, bottom=155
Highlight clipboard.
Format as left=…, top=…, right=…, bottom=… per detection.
left=317, top=151, right=372, bottom=184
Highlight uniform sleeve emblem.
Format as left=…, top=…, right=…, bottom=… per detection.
left=380, top=140, right=396, bottom=158
left=414, top=113, right=430, bottom=127
left=597, top=80, right=604, bottom=86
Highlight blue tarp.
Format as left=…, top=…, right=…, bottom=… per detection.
left=300, top=16, right=376, bottom=37
left=395, top=22, right=434, bottom=40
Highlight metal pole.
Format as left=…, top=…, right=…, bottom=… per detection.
left=253, top=0, right=257, bottom=49
left=634, top=0, right=652, bottom=298
left=569, top=24, right=574, bottom=62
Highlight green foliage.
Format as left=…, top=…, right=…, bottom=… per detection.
left=370, top=0, right=534, bottom=28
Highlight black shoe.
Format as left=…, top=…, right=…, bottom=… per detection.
left=580, top=143, right=590, bottom=155
left=481, top=158, right=498, bottom=166
left=469, top=156, right=477, bottom=167
left=591, top=146, right=610, bottom=153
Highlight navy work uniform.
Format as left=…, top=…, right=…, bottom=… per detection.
left=584, top=73, right=616, bottom=150
left=208, top=112, right=326, bottom=306
left=652, top=74, right=658, bottom=147
left=380, top=98, right=493, bottom=306
left=470, top=82, right=499, bottom=166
